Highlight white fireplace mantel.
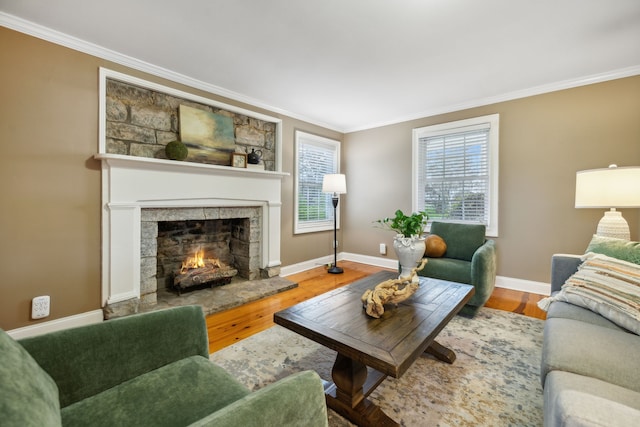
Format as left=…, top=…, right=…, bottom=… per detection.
left=96, top=154, right=288, bottom=306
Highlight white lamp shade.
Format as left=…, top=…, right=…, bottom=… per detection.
left=575, top=166, right=640, bottom=208
left=322, top=174, right=347, bottom=194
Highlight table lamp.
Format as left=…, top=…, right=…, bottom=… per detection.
left=575, top=164, right=640, bottom=240
left=322, top=174, right=347, bottom=274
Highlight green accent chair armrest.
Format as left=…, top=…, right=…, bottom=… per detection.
left=189, top=370, right=328, bottom=427
left=470, top=239, right=497, bottom=307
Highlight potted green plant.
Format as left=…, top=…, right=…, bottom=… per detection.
left=375, top=210, right=429, bottom=282
left=375, top=209, right=429, bottom=238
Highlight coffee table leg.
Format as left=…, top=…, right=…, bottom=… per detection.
left=425, top=340, right=456, bottom=364
left=331, top=353, right=367, bottom=406
left=324, top=353, right=399, bottom=427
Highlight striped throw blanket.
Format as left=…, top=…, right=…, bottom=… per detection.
left=538, top=252, right=640, bottom=335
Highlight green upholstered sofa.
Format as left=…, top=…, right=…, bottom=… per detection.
left=417, top=221, right=497, bottom=315
left=1, top=305, right=328, bottom=427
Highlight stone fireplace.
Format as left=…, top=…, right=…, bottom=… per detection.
left=96, top=153, right=287, bottom=318
left=141, top=206, right=262, bottom=304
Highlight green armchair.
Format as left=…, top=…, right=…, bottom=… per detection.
left=1, top=305, right=328, bottom=427
left=418, top=221, right=497, bottom=315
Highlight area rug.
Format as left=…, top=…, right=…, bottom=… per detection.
left=210, top=307, right=544, bottom=426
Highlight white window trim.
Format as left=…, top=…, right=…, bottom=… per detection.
left=294, top=131, right=341, bottom=234
left=412, top=114, right=499, bottom=237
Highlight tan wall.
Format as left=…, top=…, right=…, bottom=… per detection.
left=1, top=28, right=102, bottom=330
left=343, top=76, right=640, bottom=283
left=2, top=26, right=638, bottom=330
left=0, top=28, right=343, bottom=330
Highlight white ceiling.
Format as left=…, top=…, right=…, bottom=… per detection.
left=2, top=0, right=640, bottom=132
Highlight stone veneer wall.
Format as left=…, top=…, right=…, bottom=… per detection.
left=140, top=206, right=263, bottom=306
left=105, top=79, right=276, bottom=170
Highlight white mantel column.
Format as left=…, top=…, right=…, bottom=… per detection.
left=265, top=201, right=283, bottom=268
left=104, top=204, right=141, bottom=305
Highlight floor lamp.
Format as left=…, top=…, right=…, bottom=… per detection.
left=575, top=164, right=640, bottom=240
left=322, top=174, right=346, bottom=274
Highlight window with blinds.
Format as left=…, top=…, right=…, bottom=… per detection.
left=412, top=114, right=499, bottom=236
left=294, top=131, right=340, bottom=234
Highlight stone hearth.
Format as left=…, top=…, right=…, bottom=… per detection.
left=142, top=276, right=297, bottom=317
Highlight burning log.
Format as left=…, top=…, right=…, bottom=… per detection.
left=173, top=266, right=238, bottom=290
left=173, top=247, right=238, bottom=294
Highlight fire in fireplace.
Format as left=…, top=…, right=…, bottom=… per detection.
left=173, top=247, right=238, bottom=294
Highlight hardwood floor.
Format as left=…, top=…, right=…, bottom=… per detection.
left=206, top=261, right=547, bottom=353
left=485, top=286, right=548, bottom=320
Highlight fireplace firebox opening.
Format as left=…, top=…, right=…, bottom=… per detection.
left=140, top=207, right=263, bottom=307
left=157, top=219, right=249, bottom=294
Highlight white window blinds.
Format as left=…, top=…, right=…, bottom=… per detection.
left=295, top=131, right=340, bottom=233
left=413, top=114, right=499, bottom=236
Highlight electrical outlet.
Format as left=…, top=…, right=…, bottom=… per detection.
left=332, top=240, right=338, bottom=249
left=32, top=295, right=50, bottom=319
left=379, top=243, right=387, bottom=255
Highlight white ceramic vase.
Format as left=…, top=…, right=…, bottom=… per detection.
left=393, top=235, right=426, bottom=284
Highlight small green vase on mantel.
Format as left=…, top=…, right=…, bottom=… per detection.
left=165, top=140, right=188, bottom=161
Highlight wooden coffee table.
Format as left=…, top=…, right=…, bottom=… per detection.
left=274, top=270, right=474, bottom=427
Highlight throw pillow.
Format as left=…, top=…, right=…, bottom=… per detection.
left=425, top=234, right=447, bottom=257
left=586, top=234, right=640, bottom=265
left=538, top=252, right=640, bottom=335
left=0, top=329, right=62, bottom=426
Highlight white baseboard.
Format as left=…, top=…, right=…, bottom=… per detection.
left=7, top=309, right=104, bottom=340
left=280, top=254, right=336, bottom=276
left=280, top=252, right=398, bottom=277
left=341, top=252, right=399, bottom=270
left=283, top=252, right=551, bottom=295
left=496, top=276, right=550, bottom=296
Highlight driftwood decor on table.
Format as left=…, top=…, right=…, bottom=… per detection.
left=361, top=259, right=428, bottom=318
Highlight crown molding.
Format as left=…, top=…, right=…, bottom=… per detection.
left=344, top=65, right=640, bottom=133
left=0, top=12, right=344, bottom=133
left=3, top=11, right=639, bottom=135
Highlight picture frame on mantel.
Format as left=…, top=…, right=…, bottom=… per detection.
left=231, top=153, right=247, bottom=168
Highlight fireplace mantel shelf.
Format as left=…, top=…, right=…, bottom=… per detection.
left=95, top=153, right=289, bottom=179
